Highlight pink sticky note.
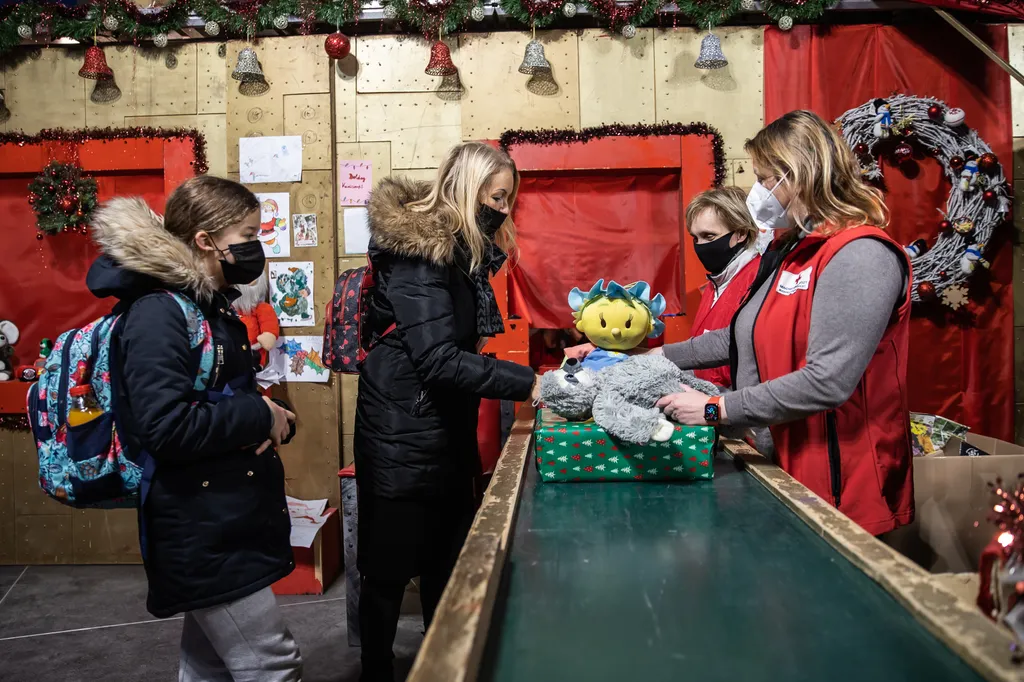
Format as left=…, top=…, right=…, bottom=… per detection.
left=339, top=160, right=372, bottom=206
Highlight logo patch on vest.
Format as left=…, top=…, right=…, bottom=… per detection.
left=776, top=266, right=813, bottom=295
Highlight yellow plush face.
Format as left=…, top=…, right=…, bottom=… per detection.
left=575, top=297, right=653, bottom=351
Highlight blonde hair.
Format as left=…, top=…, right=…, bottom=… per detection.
left=744, top=110, right=889, bottom=233
left=164, top=175, right=260, bottom=246
left=685, top=186, right=759, bottom=248
left=406, top=141, right=520, bottom=272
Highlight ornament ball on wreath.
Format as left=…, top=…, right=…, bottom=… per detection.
left=28, top=161, right=98, bottom=238
left=836, top=94, right=1010, bottom=309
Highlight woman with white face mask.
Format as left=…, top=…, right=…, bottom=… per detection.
left=653, top=110, right=914, bottom=537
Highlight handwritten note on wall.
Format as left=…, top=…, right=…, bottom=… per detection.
left=339, top=160, right=372, bottom=207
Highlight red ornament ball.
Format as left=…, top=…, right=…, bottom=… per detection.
left=927, top=104, right=943, bottom=120
left=939, top=219, right=952, bottom=232
left=939, top=271, right=948, bottom=280
left=36, top=233, right=44, bottom=241
left=978, top=152, right=999, bottom=174
left=894, top=141, right=913, bottom=161
left=983, top=189, right=998, bottom=204
left=59, top=195, right=77, bottom=212
left=853, top=142, right=869, bottom=156
left=324, top=32, right=350, bottom=60
left=917, top=281, right=937, bottom=301
left=949, top=156, right=965, bottom=173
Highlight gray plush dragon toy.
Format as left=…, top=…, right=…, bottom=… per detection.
left=539, top=279, right=719, bottom=445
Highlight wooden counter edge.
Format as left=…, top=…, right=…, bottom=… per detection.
left=722, top=439, right=1022, bottom=682
left=406, top=406, right=536, bottom=682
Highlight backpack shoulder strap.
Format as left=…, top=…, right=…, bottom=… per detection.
left=163, top=292, right=214, bottom=391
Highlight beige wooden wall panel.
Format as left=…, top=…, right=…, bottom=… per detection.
left=285, top=93, right=333, bottom=171
left=459, top=31, right=580, bottom=139
left=1010, top=27, right=1024, bottom=138
left=85, top=45, right=199, bottom=128
left=334, top=41, right=359, bottom=143
left=5, top=49, right=86, bottom=133
left=655, top=27, right=764, bottom=157
left=226, top=36, right=330, bottom=173
left=394, top=168, right=438, bottom=183
left=9, top=430, right=73, bottom=564
left=126, top=114, right=228, bottom=178
left=73, top=509, right=141, bottom=564
left=198, top=42, right=227, bottom=115
left=578, top=29, right=655, bottom=127
left=357, top=93, right=461, bottom=169
left=357, top=36, right=459, bottom=94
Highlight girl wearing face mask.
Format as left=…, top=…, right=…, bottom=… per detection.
left=686, top=187, right=761, bottom=387
left=654, top=110, right=914, bottom=537
left=355, top=142, right=541, bottom=681
left=86, top=176, right=301, bottom=681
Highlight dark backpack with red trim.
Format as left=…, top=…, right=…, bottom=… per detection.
left=323, top=262, right=395, bottom=374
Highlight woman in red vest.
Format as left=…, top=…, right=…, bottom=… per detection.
left=686, top=187, right=762, bottom=388
left=655, top=110, right=914, bottom=536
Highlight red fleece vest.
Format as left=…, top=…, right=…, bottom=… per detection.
left=692, top=255, right=760, bottom=387
left=750, top=226, right=914, bottom=536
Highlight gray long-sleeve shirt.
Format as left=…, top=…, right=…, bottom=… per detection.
left=663, top=238, right=906, bottom=430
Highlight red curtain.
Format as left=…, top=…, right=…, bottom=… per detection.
left=0, top=173, right=166, bottom=368
left=764, top=24, right=1013, bottom=441
left=509, top=172, right=683, bottom=329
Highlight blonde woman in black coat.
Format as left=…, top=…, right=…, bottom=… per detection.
left=356, top=142, right=539, bottom=680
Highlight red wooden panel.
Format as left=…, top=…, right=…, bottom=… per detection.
left=509, top=136, right=683, bottom=172
left=0, top=382, right=29, bottom=414
left=78, top=139, right=165, bottom=172
left=163, top=138, right=198, bottom=195
left=0, top=144, right=48, bottom=174
left=679, top=135, right=717, bottom=324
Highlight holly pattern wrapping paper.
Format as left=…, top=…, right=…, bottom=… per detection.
left=534, top=411, right=715, bottom=483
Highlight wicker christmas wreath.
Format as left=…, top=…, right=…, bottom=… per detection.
left=836, top=94, right=1010, bottom=310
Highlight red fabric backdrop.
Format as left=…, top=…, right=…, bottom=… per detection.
left=764, top=24, right=1013, bottom=441
left=510, top=172, right=683, bottom=329
left=0, top=173, right=165, bottom=369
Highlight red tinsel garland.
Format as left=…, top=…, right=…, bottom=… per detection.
left=499, top=122, right=728, bottom=187
left=0, top=414, right=29, bottom=432
left=0, top=126, right=209, bottom=176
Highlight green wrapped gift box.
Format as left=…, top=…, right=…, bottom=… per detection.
left=534, top=409, right=715, bottom=483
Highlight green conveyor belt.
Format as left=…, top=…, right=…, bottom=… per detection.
left=480, top=454, right=986, bottom=682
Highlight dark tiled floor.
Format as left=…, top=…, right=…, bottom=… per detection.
left=0, top=566, right=424, bottom=682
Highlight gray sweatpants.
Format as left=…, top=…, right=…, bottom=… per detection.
left=178, top=586, right=303, bottom=682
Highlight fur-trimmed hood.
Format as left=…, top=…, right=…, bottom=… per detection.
left=86, top=197, right=218, bottom=302
left=367, top=176, right=457, bottom=265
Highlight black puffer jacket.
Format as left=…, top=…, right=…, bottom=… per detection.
left=86, top=198, right=293, bottom=618
left=355, top=178, right=535, bottom=500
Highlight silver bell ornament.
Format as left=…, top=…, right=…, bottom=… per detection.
left=205, top=20, right=221, bottom=36
left=694, top=32, right=727, bottom=70
left=621, top=24, right=637, bottom=39
left=232, top=47, right=266, bottom=81
left=519, top=39, right=551, bottom=75
left=562, top=2, right=578, bottom=17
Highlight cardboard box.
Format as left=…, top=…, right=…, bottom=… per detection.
left=272, top=506, right=342, bottom=596
left=883, top=434, right=1024, bottom=574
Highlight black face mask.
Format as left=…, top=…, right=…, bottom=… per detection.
left=217, top=240, right=266, bottom=286
left=477, top=204, right=508, bottom=240
left=694, top=233, right=745, bottom=276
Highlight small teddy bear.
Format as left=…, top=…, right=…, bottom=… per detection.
left=0, top=320, right=21, bottom=382
left=540, top=280, right=719, bottom=444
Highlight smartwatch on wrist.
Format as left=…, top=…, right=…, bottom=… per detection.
left=704, top=396, right=723, bottom=426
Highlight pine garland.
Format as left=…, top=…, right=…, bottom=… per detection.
left=675, top=0, right=741, bottom=29
left=498, top=0, right=565, bottom=28
left=382, top=0, right=478, bottom=37
left=582, top=0, right=663, bottom=29
left=760, top=0, right=832, bottom=24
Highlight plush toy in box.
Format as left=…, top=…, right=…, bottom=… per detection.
left=537, top=280, right=718, bottom=483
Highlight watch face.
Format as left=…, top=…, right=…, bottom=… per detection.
left=704, top=403, right=720, bottom=424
